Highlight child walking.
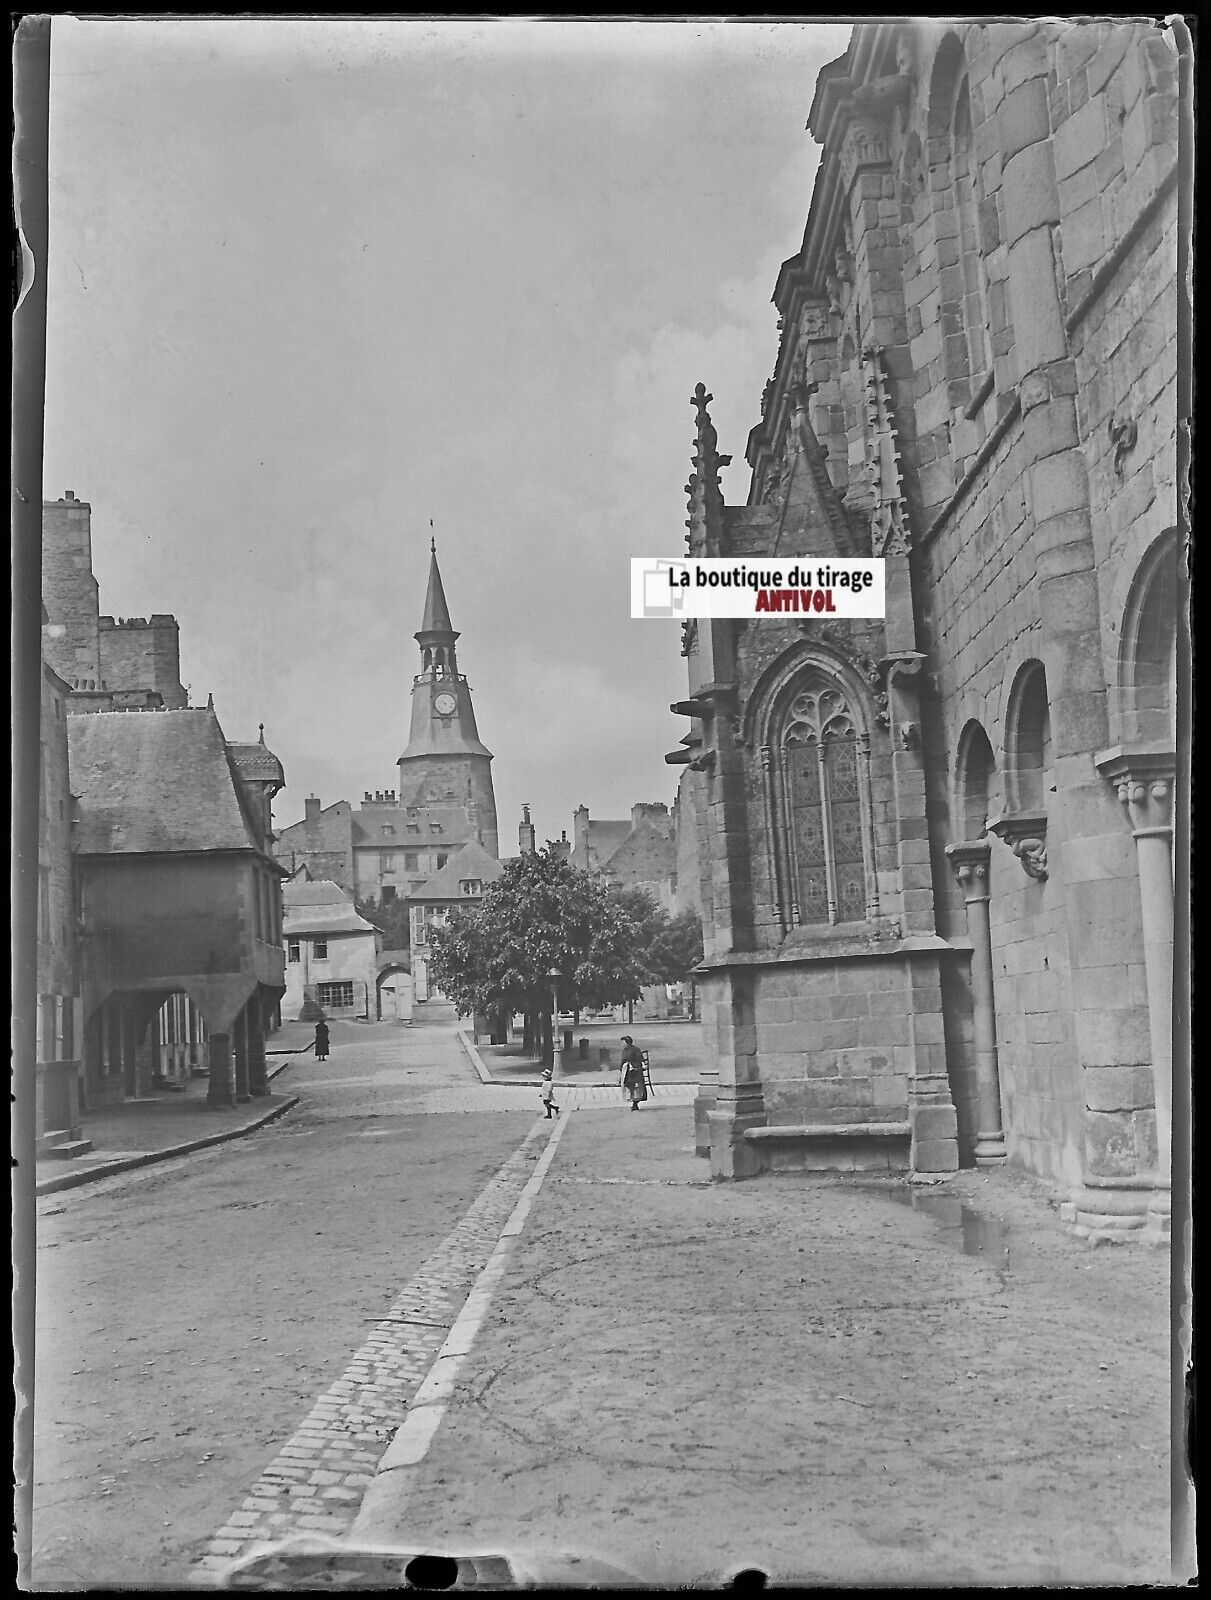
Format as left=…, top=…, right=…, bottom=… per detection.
left=540, top=1067, right=560, bottom=1119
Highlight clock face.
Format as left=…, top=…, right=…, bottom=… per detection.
left=433, top=691, right=458, bottom=718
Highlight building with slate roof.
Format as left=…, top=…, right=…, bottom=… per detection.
left=408, top=839, right=504, bottom=1003
left=282, top=876, right=379, bottom=1021
left=69, top=705, right=288, bottom=1110
left=571, top=802, right=678, bottom=912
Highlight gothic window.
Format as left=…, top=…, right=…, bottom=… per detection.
left=777, top=677, right=871, bottom=925
left=952, top=78, right=991, bottom=386
left=927, top=37, right=994, bottom=423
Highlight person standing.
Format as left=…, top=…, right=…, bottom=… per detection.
left=620, top=1035, right=647, bottom=1111
left=540, top=1067, right=559, bottom=1119
left=314, top=1019, right=330, bottom=1062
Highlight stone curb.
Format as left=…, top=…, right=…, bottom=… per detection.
left=455, top=1028, right=695, bottom=1091
left=349, top=1109, right=572, bottom=1544
left=34, top=1090, right=301, bottom=1197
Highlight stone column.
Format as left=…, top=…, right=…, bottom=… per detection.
left=207, top=1032, right=234, bottom=1108
left=247, top=995, right=269, bottom=1097
left=233, top=1006, right=252, bottom=1103
left=945, top=841, right=1008, bottom=1165
left=1096, top=747, right=1175, bottom=1236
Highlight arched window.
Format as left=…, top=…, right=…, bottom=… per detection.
left=928, top=38, right=993, bottom=417
left=956, top=721, right=998, bottom=839
left=1005, top=662, right=1051, bottom=813
left=778, top=677, right=869, bottom=925
left=952, top=79, right=991, bottom=386
left=1120, top=531, right=1179, bottom=744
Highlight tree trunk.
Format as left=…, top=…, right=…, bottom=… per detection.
left=628, top=997, right=634, bottom=1026
left=522, top=1007, right=535, bottom=1055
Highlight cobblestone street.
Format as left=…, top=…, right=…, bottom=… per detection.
left=32, top=1020, right=538, bottom=1589
left=33, top=1017, right=1173, bottom=1589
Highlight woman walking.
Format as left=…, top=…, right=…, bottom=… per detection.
left=314, top=1019, right=330, bottom=1062
left=620, top=1035, right=647, bottom=1111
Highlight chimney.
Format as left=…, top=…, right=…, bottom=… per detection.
left=519, top=803, right=536, bottom=855
left=305, top=795, right=321, bottom=823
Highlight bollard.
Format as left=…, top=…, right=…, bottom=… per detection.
left=562, top=1027, right=573, bottom=1050
left=578, top=1038, right=589, bottom=1060
left=598, top=1046, right=610, bottom=1067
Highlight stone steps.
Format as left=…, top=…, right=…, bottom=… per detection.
left=39, top=1129, right=95, bottom=1160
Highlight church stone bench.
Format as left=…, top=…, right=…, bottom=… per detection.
left=742, top=1120, right=911, bottom=1173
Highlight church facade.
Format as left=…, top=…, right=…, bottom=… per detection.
left=673, top=20, right=1182, bottom=1243
left=277, top=544, right=500, bottom=911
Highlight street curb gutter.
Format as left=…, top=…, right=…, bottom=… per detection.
left=34, top=1093, right=301, bottom=1197
left=348, top=1108, right=572, bottom=1545
left=455, top=1028, right=495, bottom=1085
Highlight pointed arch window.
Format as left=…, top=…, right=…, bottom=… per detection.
left=776, top=679, right=872, bottom=926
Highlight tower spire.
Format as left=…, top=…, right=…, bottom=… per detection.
left=416, top=542, right=457, bottom=645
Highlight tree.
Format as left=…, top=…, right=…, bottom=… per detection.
left=645, top=907, right=704, bottom=985
left=428, top=846, right=648, bottom=1062
left=357, top=893, right=410, bottom=951
left=605, top=886, right=703, bottom=984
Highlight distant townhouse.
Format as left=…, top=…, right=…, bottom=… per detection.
left=283, top=876, right=379, bottom=1021
left=409, top=839, right=504, bottom=1003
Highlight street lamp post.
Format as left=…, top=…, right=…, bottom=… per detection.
left=549, top=967, right=563, bottom=1086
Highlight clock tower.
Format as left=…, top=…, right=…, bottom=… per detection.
left=397, top=542, right=499, bottom=857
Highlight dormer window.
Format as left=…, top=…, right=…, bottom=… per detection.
left=381, top=824, right=395, bottom=837
left=460, top=879, right=482, bottom=895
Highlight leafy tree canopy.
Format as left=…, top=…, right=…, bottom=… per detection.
left=604, top=886, right=702, bottom=985
left=644, top=906, right=704, bottom=985
left=428, top=846, right=649, bottom=1018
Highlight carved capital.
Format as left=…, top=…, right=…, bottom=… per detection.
left=1095, top=744, right=1176, bottom=838
left=838, top=116, right=893, bottom=196
left=945, top=839, right=992, bottom=903
left=987, top=810, right=1049, bottom=881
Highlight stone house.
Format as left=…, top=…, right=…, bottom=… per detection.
left=408, top=840, right=504, bottom=1004
left=571, top=802, right=678, bottom=913
left=283, top=876, right=380, bottom=1021
left=69, top=706, right=288, bottom=1110
left=673, top=19, right=1182, bottom=1243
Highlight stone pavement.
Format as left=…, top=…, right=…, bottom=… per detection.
left=189, top=1119, right=558, bottom=1582
left=214, top=1094, right=1174, bottom=1589
left=34, top=1063, right=304, bottom=1196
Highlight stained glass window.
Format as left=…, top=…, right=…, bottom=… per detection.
left=779, top=678, right=869, bottom=925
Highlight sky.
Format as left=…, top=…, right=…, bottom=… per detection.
left=43, top=17, right=851, bottom=848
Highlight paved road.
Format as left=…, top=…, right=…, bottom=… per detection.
left=31, top=1019, right=538, bottom=1591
